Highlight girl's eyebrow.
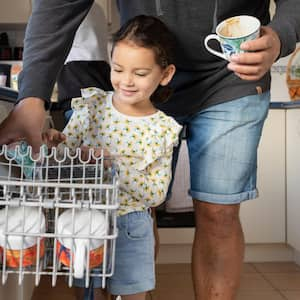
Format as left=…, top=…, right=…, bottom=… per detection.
left=112, top=62, right=152, bottom=71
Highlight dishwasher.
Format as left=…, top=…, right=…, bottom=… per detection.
left=0, top=88, right=119, bottom=297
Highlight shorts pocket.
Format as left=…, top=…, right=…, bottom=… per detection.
left=125, top=213, right=152, bottom=240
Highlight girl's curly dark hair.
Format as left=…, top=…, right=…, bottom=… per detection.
left=111, top=15, right=176, bottom=104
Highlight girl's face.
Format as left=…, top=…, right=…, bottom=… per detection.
left=111, top=41, right=175, bottom=115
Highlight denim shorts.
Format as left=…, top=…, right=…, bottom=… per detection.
left=73, top=211, right=155, bottom=296
left=172, top=92, right=270, bottom=204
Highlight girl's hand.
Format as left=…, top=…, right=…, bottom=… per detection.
left=80, top=145, right=111, bottom=163
left=42, top=128, right=66, bottom=148
left=227, top=26, right=281, bottom=81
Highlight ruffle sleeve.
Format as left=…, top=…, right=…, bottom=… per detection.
left=61, top=87, right=109, bottom=153
left=80, top=87, right=108, bottom=101
left=70, top=87, right=109, bottom=128
left=134, top=116, right=182, bottom=171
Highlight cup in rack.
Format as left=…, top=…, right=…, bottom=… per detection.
left=0, top=207, right=46, bottom=268
left=56, top=209, right=106, bottom=278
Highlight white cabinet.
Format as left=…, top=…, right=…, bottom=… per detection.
left=240, top=109, right=286, bottom=243
left=286, top=109, right=300, bottom=252
left=0, top=0, right=31, bottom=23
left=160, top=109, right=286, bottom=245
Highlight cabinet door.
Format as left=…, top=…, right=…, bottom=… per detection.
left=0, top=0, right=31, bottom=23
left=240, top=109, right=286, bottom=243
left=286, top=109, right=300, bottom=251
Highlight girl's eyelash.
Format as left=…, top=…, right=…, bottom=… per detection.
left=112, top=69, right=148, bottom=76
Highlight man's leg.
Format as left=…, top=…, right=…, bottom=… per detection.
left=185, top=94, right=270, bottom=300
left=192, top=201, right=244, bottom=300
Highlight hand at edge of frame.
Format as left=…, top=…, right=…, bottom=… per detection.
left=0, top=97, right=46, bottom=154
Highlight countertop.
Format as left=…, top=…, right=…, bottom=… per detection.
left=0, top=86, right=18, bottom=103
left=270, top=101, right=300, bottom=109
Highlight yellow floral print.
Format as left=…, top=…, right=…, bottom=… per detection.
left=62, top=88, right=182, bottom=216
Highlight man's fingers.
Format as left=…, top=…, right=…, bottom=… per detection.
left=229, top=51, right=266, bottom=65
left=27, top=134, right=43, bottom=155
left=240, top=33, right=272, bottom=52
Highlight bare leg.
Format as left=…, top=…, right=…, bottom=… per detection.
left=192, top=200, right=244, bottom=300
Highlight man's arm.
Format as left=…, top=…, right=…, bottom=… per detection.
left=19, top=0, right=94, bottom=104
left=269, top=0, right=300, bottom=58
left=0, top=0, right=94, bottom=152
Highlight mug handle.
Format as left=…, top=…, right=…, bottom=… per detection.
left=204, top=34, right=227, bottom=60
left=74, top=240, right=86, bottom=278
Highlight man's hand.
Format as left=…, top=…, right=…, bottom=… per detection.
left=227, top=26, right=281, bottom=81
left=0, top=97, right=46, bottom=154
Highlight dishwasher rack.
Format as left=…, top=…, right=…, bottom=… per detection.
left=0, top=143, right=119, bottom=288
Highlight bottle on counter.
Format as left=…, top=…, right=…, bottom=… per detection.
left=10, top=63, right=22, bottom=91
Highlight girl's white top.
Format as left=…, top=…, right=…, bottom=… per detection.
left=61, top=87, right=182, bottom=216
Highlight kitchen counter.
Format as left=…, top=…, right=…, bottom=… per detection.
left=0, top=86, right=18, bottom=103
left=270, top=100, right=300, bottom=109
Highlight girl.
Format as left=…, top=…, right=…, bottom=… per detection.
left=43, top=15, right=182, bottom=300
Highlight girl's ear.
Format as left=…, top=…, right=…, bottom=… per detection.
left=160, top=64, right=176, bottom=86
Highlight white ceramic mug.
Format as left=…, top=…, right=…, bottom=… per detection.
left=56, top=209, right=106, bottom=278
left=204, top=15, right=261, bottom=60
left=0, top=207, right=46, bottom=268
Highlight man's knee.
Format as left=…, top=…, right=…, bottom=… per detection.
left=193, top=200, right=241, bottom=238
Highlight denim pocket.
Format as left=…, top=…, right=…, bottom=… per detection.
left=124, top=212, right=152, bottom=240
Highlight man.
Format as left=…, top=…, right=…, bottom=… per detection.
left=0, top=1, right=299, bottom=299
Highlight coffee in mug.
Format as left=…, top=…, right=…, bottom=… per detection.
left=204, top=15, right=261, bottom=60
